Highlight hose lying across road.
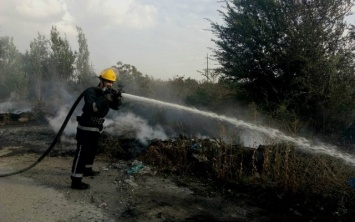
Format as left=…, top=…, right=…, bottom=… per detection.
left=0, top=90, right=85, bottom=177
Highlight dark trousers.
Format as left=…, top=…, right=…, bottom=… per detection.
left=71, top=128, right=100, bottom=178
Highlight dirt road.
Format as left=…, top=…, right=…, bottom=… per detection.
left=0, top=154, right=112, bottom=222
left=0, top=153, right=274, bottom=222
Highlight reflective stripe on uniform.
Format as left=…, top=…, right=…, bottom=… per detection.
left=71, top=173, right=83, bottom=178
left=77, top=124, right=104, bottom=133
left=72, top=144, right=83, bottom=178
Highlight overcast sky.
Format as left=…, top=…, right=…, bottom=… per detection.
left=0, top=0, right=224, bottom=80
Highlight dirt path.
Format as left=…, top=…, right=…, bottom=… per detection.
left=0, top=152, right=278, bottom=222
left=0, top=154, right=111, bottom=222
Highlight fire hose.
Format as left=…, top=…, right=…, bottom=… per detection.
left=0, top=87, right=122, bottom=177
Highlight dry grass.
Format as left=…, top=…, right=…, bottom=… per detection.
left=257, top=144, right=355, bottom=194
left=98, top=134, right=127, bottom=160
left=139, top=137, right=355, bottom=218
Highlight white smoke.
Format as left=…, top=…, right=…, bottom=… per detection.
left=46, top=106, right=168, bottom=145
left=0, top=101, right=32, bottom=113
left=105, top=112, right=168, bottom=145
left=46, top=106, right=78, bottom=136
left=240, top=130, right=267, bottom=148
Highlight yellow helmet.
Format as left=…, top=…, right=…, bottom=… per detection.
left=99, top=68, right=117, bottom=82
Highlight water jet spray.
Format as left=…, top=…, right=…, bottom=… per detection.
left=124, top=94, right=355, bottom=166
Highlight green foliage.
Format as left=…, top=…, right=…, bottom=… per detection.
left=0, top=27, right=95, bottom=110
left=186, top=86, right=211, bottom=107
left=114, top=61, right=153, bottom=96
left=26, top=33, right=50, bottom=102
left=49, top=26, right=76, bottom=82
left=166, top=76, right=198, bottom=104
left=210, top=0, right=355, bottom=133
left=0, top=36, right=29, bottom=99
left=75, top=26, right=95, bottom=90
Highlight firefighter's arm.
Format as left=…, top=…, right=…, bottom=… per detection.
left=82, top=88, right=108, bottom=114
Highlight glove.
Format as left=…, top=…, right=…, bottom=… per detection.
left=103, top=87, right=122, bottom=110
left=109, top=96, right=122, bottom=110
left=104, top=91, right=115, bottom=102
left=103, top=87, right=117, bottom=101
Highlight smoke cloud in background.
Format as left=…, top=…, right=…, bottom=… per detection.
left=105, top=112, right=168, bottom=145
left=240, top=130, right=267, bottom=148
left=46, top=106, right=79, bottom=136
left=40, top=77, right=170, bottom=144
left=0, top=92, right=32, bottom=113
left=46, top=104, right=168, bottom=145
left=0, top=82, right=268, bottom=148
left=45, top=96, right=265, bottom=147
left=0, top=101, right=32, bottom=113
left=0, top=75, right=269, bottom=148
left=121, top=98, right=268, bottom=147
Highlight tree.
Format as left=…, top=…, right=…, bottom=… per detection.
left=210, top=0, right=355, bottom=132
left=49, top=26, right=76, bottom=82
left=26, top=33, right=50, bottom=102
left=75, top=26, right=94, bottom=89
left=0, top=36, right=28, bottom=99
left=114, top=61, right=152, bottom=96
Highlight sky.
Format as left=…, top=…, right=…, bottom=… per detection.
left=0, top=0, right=224, bottom=81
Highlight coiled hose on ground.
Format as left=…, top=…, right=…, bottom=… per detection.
left=0, top=90, right=85, bottom=177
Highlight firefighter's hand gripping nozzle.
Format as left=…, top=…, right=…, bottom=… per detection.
left=103, top=87, right=123, bottom=110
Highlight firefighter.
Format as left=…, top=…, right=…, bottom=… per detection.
left=71, top=68, right=122, bottom=190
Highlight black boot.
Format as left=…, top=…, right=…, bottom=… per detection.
left=83, top=168, right=100, bottom=177
left=71, top=177, right=90, bottom=190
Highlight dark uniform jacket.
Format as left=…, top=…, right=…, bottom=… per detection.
left=77, top=87, right=109, bottom=132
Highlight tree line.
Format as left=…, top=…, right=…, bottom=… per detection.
left=0, top=26, right=94, bottom=104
